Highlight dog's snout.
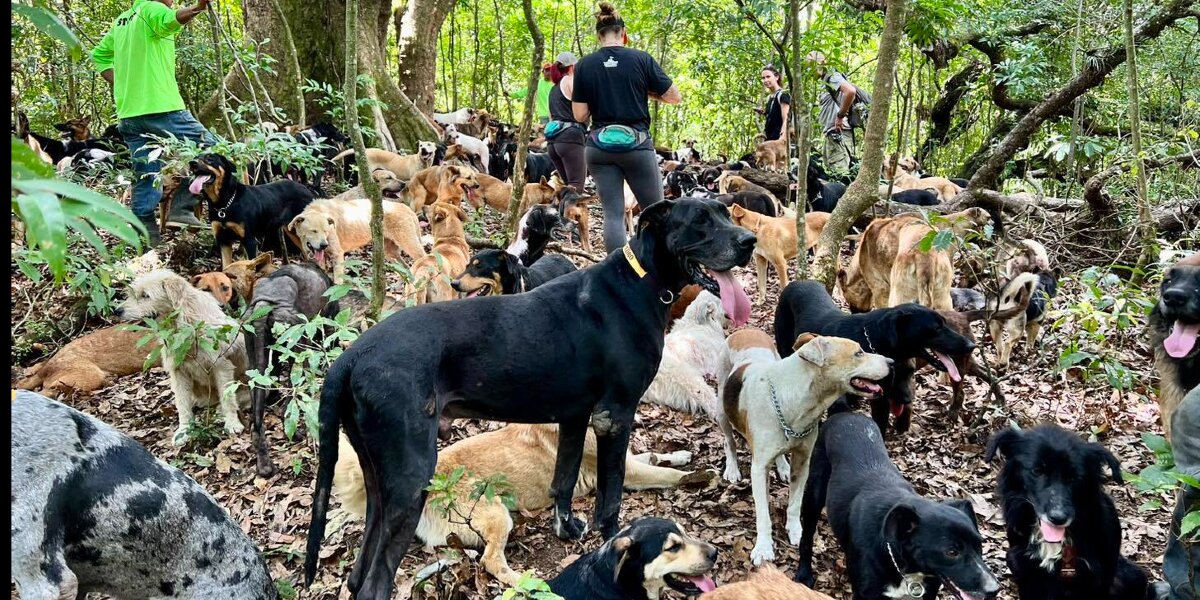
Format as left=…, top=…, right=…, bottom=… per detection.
left=735, top=231, right=757, bottom=249
left=450, top=279, right=463, bottom=292
left=1046, top=507, right=1071, bottom=526
left=1162, top=288, right=1189, bottom=308
left=704, top=543, right=718, bottom=562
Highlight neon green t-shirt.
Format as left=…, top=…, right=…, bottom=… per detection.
left=92, top=0, right=187, bottom=119
left=512, top=80, right=554, bottom=120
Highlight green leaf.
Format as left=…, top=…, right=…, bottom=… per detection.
left=1182, top=510, right=1200, bottom=540
left=11, top=4, right=82, bottom=61
left=11, top=137, right=56, bottom=179
left=15, top=192, right=68, bottom=282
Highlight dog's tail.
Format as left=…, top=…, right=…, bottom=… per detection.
left=304, top=355, right=352, bottom=586
left=960, top=282, right=1033, bottom=324
left=331, top=148, right=355, bottom=162
left=995, top=272, right=1039, bottom=313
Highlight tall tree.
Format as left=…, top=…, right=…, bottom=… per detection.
left=200, top=0, right=436, bottom=149
left=811, top=0, right=909, bottom=289
left=789, top=0, right=810, bottom=278
left=395, top=0, right=457, bottom=114
left=344, top=0, right=386, bottom=320
left=506, top=0, right=545, bottom=234
left=1124, top=0, right=1154, bottom=279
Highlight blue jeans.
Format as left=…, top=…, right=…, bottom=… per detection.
left=118, top=110, right=216, bottom=217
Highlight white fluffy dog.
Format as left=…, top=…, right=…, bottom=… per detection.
left=117, top=269, right=250, bottom=445
left=641, top=291, right=730, bottom=417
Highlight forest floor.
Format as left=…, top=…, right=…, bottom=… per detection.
left=9, top=202, right=1177, bottom=600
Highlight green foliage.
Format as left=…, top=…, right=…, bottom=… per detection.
left=127, top=308, right=246, bottom=373
left=1127, top=433, right=1199, bottom=540
left=14, top=239, right=141, bottom=318
left=498, top=572, right=563, bottom=600
left=1051, top=267, right=1155, bottom=390
left=426, top=466, right=519, bottom=519
left=12, top=138, right=145, bottom=283
left=12, top=3, right=82, bottom=61
left=274, top=578, right=298, bottom=600
left=302, top=76, right=384, bottom=143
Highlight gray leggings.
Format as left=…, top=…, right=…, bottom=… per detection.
left=586, top=146, right=663, bottom=253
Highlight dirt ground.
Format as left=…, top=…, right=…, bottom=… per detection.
left=10, top=202, right=1177, bottom=599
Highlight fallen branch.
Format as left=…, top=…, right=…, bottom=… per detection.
left=546, top=242, right=603, bottom=263
left=1081, top=149, right=1200, bottom=216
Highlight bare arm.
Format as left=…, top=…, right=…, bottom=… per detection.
left=101, top=69, right=114, bottom=86
left=176, top=0, right=210, bottom=25
left=650, top=84, right=682, bottom=105
left=835, top=81, right=856, bottom=130
left=779, top=101, right=790, bottom=144
left=561, top=75, right=574, bottom=101
left=572, top=101, right=591, bottom=123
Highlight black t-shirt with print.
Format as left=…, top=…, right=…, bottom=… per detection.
left=572, top=46, right=673, bottom=132
left=764, top=90, right=791, bottom=141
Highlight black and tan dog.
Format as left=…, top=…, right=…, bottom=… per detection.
left=774, top=281, right=975, bottom=435
left=304, top=198, right=755, bottom=599
left=452, top=249, right=576, bottom=296
left=548, top=517, right=718, bottom=600
left=1148, top=251, right=1200, bottom=439
left=189, top=153, right=315, bottom=267
left=795, top=403, right=1000, bottom=600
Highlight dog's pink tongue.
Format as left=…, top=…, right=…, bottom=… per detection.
left=711, top=269, right=750, bottom=327
left=934, top=350, right=962, bottom=382
left=1165, top=321, right=1199, bottom=358
left=188, top=175, right=210, bottom=195
left=689, top=575, right=717, bottom=593
left=313, top=249, right=326, bottom=266
left=1040, top=520, right=1067, bottom=543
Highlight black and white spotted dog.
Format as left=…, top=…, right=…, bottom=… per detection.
left=11, top=390, right=278, bottom=599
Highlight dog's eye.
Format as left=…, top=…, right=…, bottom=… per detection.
left=946, top=548, right=960, bottom=558
left=855, top=350, right=864, bottom=357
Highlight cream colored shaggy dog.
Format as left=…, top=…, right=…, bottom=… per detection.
left=287, top=198, right=426, bottom=283
left=641, top=291, right=730, bottom=417
left=117, top=270, right=249, bottom=446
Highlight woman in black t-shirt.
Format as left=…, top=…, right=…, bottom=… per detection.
left=756, top=65, right=790, bottom=143
left=572, top=2, right=681, bottom=254
left=546, top=51, right=587, bottom=193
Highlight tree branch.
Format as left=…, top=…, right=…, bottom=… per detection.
left=1081, top=149, right=1200, bottom=217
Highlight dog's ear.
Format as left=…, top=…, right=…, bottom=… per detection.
left=637, top=199, right=675, bottom=234
left=1086, top=443, right=1125, bottom=484
left=610, top=536, right=634, bottom=583
left=881, top=502, right=920, bottom=545
left=190, top=274, right=204, bottom=286
left=795, top=334, right=828, bottom=366
left=288, top=215, right=304, bottom=232
left=450, top=204, right=467, bottom=222
left=253, top=252, right=274, bottom=272
left=220, top=154, right=237, bottom=175
left=944, top=498, right=980, bottom=532
left=730, top=203, right=746, bottom=217
left=792, top=332, right=819, bottom=351
left=985, top=426, right=1023, bottom=463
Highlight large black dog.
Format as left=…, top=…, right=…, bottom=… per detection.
left=304, top=198, right=755, bottom=599
left=1148, top=252, right=1200, bottom=439
left=774, top=280, right=975, bottom=434
left=795, top=404, right=1000, bottom=600
left=986, top=425, right=1152, bottom=600
left=548, top=517, right=718, bottom=600
left=451, top=249, right=576, bottom=296
left=189, top=153, right=315, bottom=266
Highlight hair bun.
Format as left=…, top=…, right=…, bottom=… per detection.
left=596, top=2, right=619, bottom=19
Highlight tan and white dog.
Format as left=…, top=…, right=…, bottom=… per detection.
left=333, top=424, right=698, bottom=586
left=641, top=291, right=730, bottom=417
left=720, top=333, right=892, bottom=565
left=116, top=270, right=250, bottom=446
left=331, top=143, right=438, bottom=182
left=287, top=198, right=426, bottom=283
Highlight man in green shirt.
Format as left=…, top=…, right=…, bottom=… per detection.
left=93, top=0, right=214, bottom=245
left=510, top=64, right=554, bottom=124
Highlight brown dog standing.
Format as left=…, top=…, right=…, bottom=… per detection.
left=407, top=202, right=472, bottom=304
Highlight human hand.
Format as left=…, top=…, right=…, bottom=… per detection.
left=196, top=0, right=210, bottom=10
left=833, top=117, right=847, bottom=132
left=753, top=107, right=766, bottom=115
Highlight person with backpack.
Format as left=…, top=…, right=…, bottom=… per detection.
left=806, top=51, right=868, bottom=175
left=756, top=65, right=790, bottom=144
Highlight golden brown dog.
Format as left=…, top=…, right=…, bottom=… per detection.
left=729, top=205, right=830, bottom=304
left=406, top=202, right=471, bottom=304
left=333, top=424, right=698, bottom=586
left=718, top=174, right=774, bottom=199
left=287, top=198, right=425, bottom=283
left=700, top=566, right=835, bottom=599
left=882, top=156, right=962, bottom=202
left=405, top=165, right=482, bottom=213
left=330, top=168, right=408, bottom=201
left=16, top=327, right=159, bottom=399
left=840, top=208, right=991, bottom=311
left=190, top=272, right=236, bottom=307
left=518, top=176, right=558, bottom=216
left=331, top=143, right=437, bottom=181
left=221, top=252, right=278, bottom=305
left=472, top=173, right=515, bottom=212
left=754, top=139, right=788, bottom=171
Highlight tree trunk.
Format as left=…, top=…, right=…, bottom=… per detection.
left=506, top=0, right=545, bottom=235
left=789, top=0, right=809, bottom=278
left=964, top=0, right=1195, bottom=192
left=199, top=0, right=436, bottom=149
left=811, top=0, right=908, bottom=290
left=396, top=0, right=456, bottom=113
left=344, top=0, right=386, bottom=320
left=1124, top=0, right=1154, bottom=280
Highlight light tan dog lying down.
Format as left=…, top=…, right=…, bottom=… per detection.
left=700, top=566, right=836, bottom=599
left=287, top=198, right=425, bottom=283
left=334, top=424, right=700, bottom=586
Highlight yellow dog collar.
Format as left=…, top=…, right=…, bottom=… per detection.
left=622, top=245, right=647, bottom=278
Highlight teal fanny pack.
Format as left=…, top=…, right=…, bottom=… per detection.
left=589, top=124, right=650, bottom=152
left=544, top=120, right=578, bottom=140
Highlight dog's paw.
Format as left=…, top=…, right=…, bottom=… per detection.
left=224, top=421, right=245, bottom=436
left=171, top=428, right=190, bottom=446
left=553, top=511, right=588, bottom=541
left=794, top=567, right=817, bottom=588
left=722, top=466, right=741, bottom=483
left=787, top=520, right=803, bottom=545
left=750, top=541, right=775, bottom=565
left=658, top=450, right=692, bottom=466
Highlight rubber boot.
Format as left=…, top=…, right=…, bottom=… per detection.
left=138, top=213, right=162, bottom=247
left=166, top=189, right=205, bottom=229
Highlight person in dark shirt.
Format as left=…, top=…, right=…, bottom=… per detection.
left=546, top=51, right=587, bottom=193
left=755, top=65, right=790, bottom=143
left=572, top=1, right=681, bottom=254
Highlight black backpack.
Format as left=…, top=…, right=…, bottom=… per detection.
left=824, top=71, right=872, bottom=129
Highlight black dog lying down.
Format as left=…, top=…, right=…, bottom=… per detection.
left=305, top=198, right=755, bottom=599
left=549, top=517, right=718, bottom=600
left=774, top=281, right=975, bottom=435
left=190, top=153, right=315, bottom=266
left=452, top=249, right=576, bottom=296
left=795, top=403, right=1000, bottom=600
left=11, top=391, right=277, bottom=599
left=245, top=262, right=339, bottom=477
left=987, top=425, right=1153, bottom=600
